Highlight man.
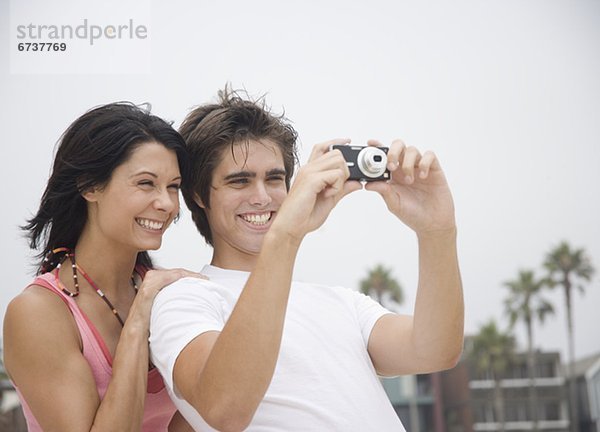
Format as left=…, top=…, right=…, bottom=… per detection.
left=149, top=88, right=464, bottom=431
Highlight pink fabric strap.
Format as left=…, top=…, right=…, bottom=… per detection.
left=33, top=272, right=113, bottom=375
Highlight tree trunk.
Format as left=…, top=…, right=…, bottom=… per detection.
left=526, top=320, right=539, bottom=431
left=431, top=372, right=446, bottom=432
left=564, top=278, right=579, bottom=432
left=408, top=375, right=420, bottom=432
left=493, top=376, right=505, bottom=432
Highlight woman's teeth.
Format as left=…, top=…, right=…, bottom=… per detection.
left=136, top=218, right=164, bottom=230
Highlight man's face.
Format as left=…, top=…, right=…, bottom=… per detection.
left=200, top=139, right=288, bottom=269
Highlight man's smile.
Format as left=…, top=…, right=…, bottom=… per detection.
left=239, top=211, right=274, bottom=226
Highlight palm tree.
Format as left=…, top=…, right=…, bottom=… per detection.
left=544, top=241, right=595, bottom=432
left=468, top=320, right=516, bottom=432
left=504, top=269, right=554, bottom=431
left=359, top=264, right=403, bottom=309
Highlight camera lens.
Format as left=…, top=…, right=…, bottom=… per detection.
left=357, top=147, right=387, bottom=178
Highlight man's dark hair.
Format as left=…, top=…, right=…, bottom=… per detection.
left=179, top=86, right=299, bottom=246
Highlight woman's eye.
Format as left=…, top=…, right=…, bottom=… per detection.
left=139, top=180, right=154, bottom=187
left=168, top=183, right=181, bottom=191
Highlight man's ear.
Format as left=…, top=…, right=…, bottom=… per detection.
left=193, top=192, right=206, bottom=209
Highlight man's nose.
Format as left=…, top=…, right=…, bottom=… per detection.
left=249, top=182, right=272, bottom=207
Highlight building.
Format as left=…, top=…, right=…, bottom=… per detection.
left=441, top=350, right=570, bottom=432
left=575, top=353, right=600, bottom=432
left=382, top=373, right=446, bottom=432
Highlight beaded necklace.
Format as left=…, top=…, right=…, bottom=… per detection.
left=55, top=249, right=138, bottom=327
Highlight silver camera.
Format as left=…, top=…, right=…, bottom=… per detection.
left=331, top=145, right=390, bottom=182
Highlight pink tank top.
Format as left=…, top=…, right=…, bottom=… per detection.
left=15, top=271, right=177, bottom=431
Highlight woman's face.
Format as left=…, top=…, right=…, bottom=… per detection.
left=84, top=141, right=182, bottom=253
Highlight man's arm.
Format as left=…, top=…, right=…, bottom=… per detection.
left=172, top=139, right=361, bottom=432
left=368, top=228, right=463, bottom=375
left=365, top=140, right=464, bottom=376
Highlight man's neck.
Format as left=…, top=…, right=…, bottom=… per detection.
left=210, top=252, right=257, bottom=273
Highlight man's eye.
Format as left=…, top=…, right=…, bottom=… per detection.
left=229, top=178, right=249, bottom=185
left=268, top=176, right=285, bottom=182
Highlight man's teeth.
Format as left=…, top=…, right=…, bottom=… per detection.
left=242, top=213, right=271, bottom=225
left=136, top=218, right=164, bottom=230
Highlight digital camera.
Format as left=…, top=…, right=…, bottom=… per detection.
left=331, top=145, right=390, bottom=182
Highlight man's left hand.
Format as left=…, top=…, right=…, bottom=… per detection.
left=364, top=139, right=456, bottom=236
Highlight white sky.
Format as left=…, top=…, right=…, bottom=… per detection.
left=1, top=0, right=599, bottom=363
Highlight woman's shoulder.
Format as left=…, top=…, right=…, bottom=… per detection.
left=12, top=269, right=81, bottom=309
left=4, top=282, right=80, bottom=350
left=8, top=279, right=67, bottom=313
left=3, top=283, right=89, bottom=421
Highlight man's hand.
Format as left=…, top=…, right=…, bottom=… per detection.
left=364, top=139, right=456, bottom=236
left=272, top=138, right=362, bottom=242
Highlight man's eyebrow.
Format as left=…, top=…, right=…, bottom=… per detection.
left=223, top=168, right=286, bottom=181
left=223, top=171, right=256, bottom=181
left=266, top=169, right=287, bottom=177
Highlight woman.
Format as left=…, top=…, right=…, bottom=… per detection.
left=3, top=103, right=199, bottom=431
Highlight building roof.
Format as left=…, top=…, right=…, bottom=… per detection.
left=573, top=352, right=600, bottom=377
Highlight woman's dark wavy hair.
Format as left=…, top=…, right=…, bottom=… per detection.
left=23, top=102, right=190, bottom=274
left=179, top=86, right=299, bottom=246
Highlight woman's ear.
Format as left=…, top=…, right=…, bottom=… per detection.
left=78, top=180, right=100, bottom=202
left=77, top=176, right=103, bottom=202
left=81, top=188, right=99, bottom=202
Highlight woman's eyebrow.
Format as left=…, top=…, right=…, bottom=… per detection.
left=130, top=170, right=158, bottom=178
left=130, top=171, right=182, bottom=181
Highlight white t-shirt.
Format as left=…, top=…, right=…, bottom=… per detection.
left=150, top=265, right=405, bottom=432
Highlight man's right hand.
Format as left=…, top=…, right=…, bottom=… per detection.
left=271, top=138, right=362, bottom=243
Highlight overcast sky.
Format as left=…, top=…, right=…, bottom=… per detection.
left=2, top=0, right=599, bottom=363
